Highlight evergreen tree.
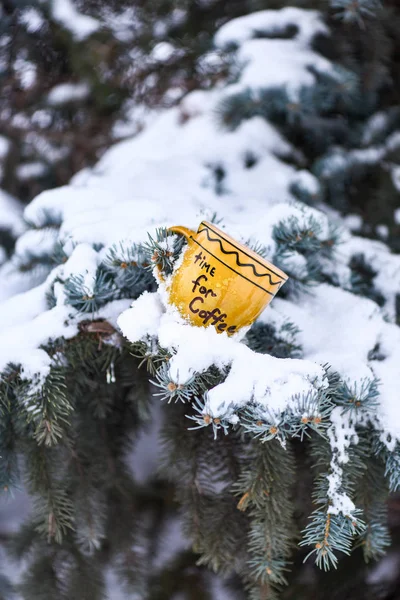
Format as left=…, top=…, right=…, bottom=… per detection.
left=0, top=0, right=236, bottom=202
left=0, top=1, right=400, bottom=600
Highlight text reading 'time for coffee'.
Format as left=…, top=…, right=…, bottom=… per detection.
left=194, top=251, right=216, bottom=276
left=188, top=271, right=237, bottom=334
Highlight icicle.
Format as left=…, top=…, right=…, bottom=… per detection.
left=106, top=361, right=116, bottom=384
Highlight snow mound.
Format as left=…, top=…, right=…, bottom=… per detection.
left=118, top=293, right=326, bottom=419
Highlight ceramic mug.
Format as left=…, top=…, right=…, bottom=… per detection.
left=162, top=221, right=288, bottom=335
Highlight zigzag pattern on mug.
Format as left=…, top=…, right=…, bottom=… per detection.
left=198, top=226, right=282, bottom=286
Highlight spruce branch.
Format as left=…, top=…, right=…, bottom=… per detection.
left=234, top=440, right=296, bottom=593
left=130, top=339, right=171, bottom=375
left=330, top=377, right=380, bottom=414
left=239, top=389, right=332, bottom=446
left=245, top=321, right=303, bottom=359
left=0, top=409, right=20, bottom=492
left=273, top=215, right=323, bottom=255
left=301, top=504, right=365, bottom=570
left=187, top=396, right=232, bottom=439
left=331, top=0, right=382, bottom=26
left=160, top=403, right=247, bottom=575
left=24, top=443, right=74, bottom=544
left=349, top=253, right=386, bottom=307
left=142, top=228, right=186, bottom=276
left=375, top=441, right=400, bottom=492
left=272, top=214, right=340, bottom=295
left=19, top=369, right=73, bottom=447
left=309, top=65, right=362, bottom=114
left=354, top=454, right=390, bottom=561
left=152, top=363, right=198, bottom=403
left=300, top=433, right=369, bottom=570
left=104, top=242, right=153, bottom=293
left=64, top=270, right=115, bottom=313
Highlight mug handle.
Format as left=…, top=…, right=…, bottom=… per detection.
left=155, top=225, right=196, bottom=282
left=167, top=225, right=196, bottom=241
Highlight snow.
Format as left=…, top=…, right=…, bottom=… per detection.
left=14, top=227, right=59, bottom=266
left=153, top=515, right=190, bottom=569
left=215, top=8, right=327, bottom=47
left=215, top=8, right=331, bottom=98
left=343, top=214, right=362, bottom=231
left=120, top=256, right=400, bottom=474
left=25, top=131, right=70, bottom=164
left=112, top=103, right=159, bottom=139
left=24, top=112, right=299, bottom=250
left=151, top=41, right=175, bottom=62
left=19, top=6, right=45, bottom=33
left=47, top=82, right=90, bottom=106
left=275, top=285, right=381, bottom=383
left=376, top=224, right=389, bottom=239
left=16, top=161, right=46, bottom=180
left=31, top=109, right=53, bottom=129
left=361, top=111, right=388, bottom=146
left=13, top=56, right=37, bottom=90
left=0, top=490, right=31, bottom=599
left=1, top=7, right=400, bottom=519
left=386, top=130, right=400, bottom=152
left=367, top=553, right=400, bottom=584
left=322, top=133, right=400, bottom=186
left=11, top=112, right=31, bottom=130
left=51, top=0, right=100, bottom=41
left=291, top=169, right=320, bottom=196
left=118, top=291, right=164, bottom=340
left=391, top=165, right=400, bottom=192
left=0, top=189, right=25, bottom=236
left=327, top=408, right=358, bottom=516
left=118, top=299, right=325, bottom=419
left=269, top=281, right=400, bottom=445
left=236, top=38, right=330, bottom=95
left=99, top=6, right=140, bottom=43
left=0, top=241, right=129, bottom=380
left=0, top=135, right=9, bottom=159
left=340, top=234, right=400, bottom=321
left=209, top=578, right=239, bottom=600
left=0, top=304, right=75, bottom=382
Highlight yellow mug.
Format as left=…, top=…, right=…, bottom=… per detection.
left=161, top=221, right=288, bottom=335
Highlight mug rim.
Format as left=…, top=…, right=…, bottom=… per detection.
left=198, top=221, right=288, bottom=281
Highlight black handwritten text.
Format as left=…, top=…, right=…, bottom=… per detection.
left=189, top=273, right=236, bottom=334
